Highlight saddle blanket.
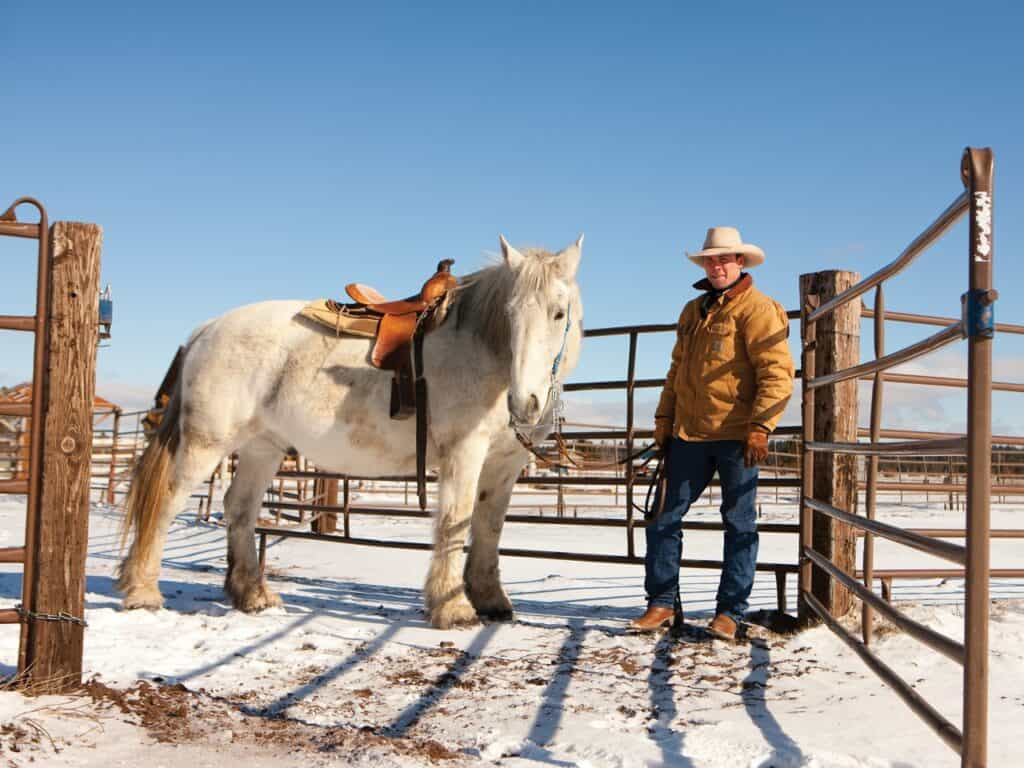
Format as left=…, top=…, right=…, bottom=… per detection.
left=299, top=299, right=380, bottom=338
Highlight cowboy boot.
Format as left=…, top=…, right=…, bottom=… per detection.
left=707, top=613, right=738, bottom=641
left=628, top=605, right=676, bottom=633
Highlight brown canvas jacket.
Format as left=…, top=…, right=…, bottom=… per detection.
left=654, top=274, right=794, bottom=442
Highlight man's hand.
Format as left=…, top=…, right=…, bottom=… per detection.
left=744, top=427, right=769, bottom=467
left=654, top=420, right=672, bottom=452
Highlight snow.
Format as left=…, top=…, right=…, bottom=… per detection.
left=0, top=489, right=1021, bottom=767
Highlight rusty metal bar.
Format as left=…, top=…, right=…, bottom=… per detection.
left=806, top=191, right=969, bottom=325
left=866, top=481, right=1024, bottom=494
left=804, top=496, right=966, bottom=565
left=563, top=378, right=663, bottom=392
left=864, top=283, right=884, bottom=646
left=625, top=331, right=638, bottom=559
left=0, top=402, right=33, bottom=417
left=253, top=526, right=798, bottom=574
left=272, top=471, right=802, bottom=488
left=342, top=477, right=351, bottom=539
left=582, top=323, right=675, bottom=338
left=0, top=547, right=26, bottom=564
left=0, top=315, right=36, bottom=332
left=962, top=146, right=993, bottom=768
left=806, top=322, right=963, bottom=391
left=0, top=221, right=41, bottom=238
left=858, top=568, right=1024, bottom=579
left=860, top=371, right=1024, bottom=394
left=803, top=591, right=963, bottom=755
left=0, top=197, right=52, bottom=680
left=259, top=500, right=800, bottom=532
left=804, top=548, right=963, bottom=664
left=560, top=429, right=654, bottom=440
left=863, top=307, right=1024, bottom=336
left=775, top=571, right=787, bottom=614
left=856, top=427, right=1024, bottom=446
left=805, top=437, right=967, bottom=456
left=855, top=528, right=1023, bottom=539
left=799, top=295, right=817, bottom=622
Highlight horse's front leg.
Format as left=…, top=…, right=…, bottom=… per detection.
left=425, top=437, right=488, bottom=629
left=465, top=452, right=523, bottom=621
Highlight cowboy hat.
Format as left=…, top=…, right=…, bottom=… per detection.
left=686, top=226, right=765, bottom=268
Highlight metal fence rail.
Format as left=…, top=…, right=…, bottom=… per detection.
left=0, top=198, right=52, bottom=678
left=799, top=147, right=995, bottom=767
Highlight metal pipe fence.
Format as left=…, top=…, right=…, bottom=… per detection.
left=0, top=198, right=52, bottom=679
left=799, top=147, right=997, bottom=767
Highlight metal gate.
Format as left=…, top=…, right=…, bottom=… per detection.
left=798, top=147, right=994, bottom=767
left=0, top=197, right=53, bottom=679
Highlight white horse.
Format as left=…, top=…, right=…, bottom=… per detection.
left=117, top=235, right=584, bottom=628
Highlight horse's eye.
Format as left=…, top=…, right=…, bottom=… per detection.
left=554, top=310, right=565, bottom=321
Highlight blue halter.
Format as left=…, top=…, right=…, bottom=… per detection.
left=551, top=304, right=572, bottom=377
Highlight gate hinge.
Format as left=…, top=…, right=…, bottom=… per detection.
left=961, top=289, right=998, bottom=339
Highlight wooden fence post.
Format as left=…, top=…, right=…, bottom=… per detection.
left=105, top=410, right=121, bottom=504
left=800, top=270, right=860, bottom=621
left=23, top=221, right=101, bottom=691
left=312, top=477, right=338, bottom=534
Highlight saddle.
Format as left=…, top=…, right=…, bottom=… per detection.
left=345, top=258, right=457, bottom=374
left=297, top=260, right=458, bottom=511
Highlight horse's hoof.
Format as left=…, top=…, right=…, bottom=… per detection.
left=429, top=596, right=479, bottom=629
left=122, top=586, right=164, bottom=611
left=235, top=584, right=283, bottom=612
left=478, top=607, right=514, bottom=623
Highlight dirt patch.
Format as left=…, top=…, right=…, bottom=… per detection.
left=79, top=677, right=463, bottom=762
left=0, top=721, right=42, bottom=755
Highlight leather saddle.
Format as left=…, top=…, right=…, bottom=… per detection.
left=345, top=258, right=457, bottom=373
left=296, top=260, right=457, bottom=511
left=337, top=259, right=457, bottom=420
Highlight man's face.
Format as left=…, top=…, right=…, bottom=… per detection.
left=703, top=253, right=744, bottom=289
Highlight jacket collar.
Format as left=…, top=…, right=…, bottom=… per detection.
left=692, top=272, right=753, bottom=300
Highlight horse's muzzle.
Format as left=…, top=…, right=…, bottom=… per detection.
left=508, top=392, right=542, bottom=427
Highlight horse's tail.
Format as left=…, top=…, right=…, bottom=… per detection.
left=119, top=365, right=184, bottom=559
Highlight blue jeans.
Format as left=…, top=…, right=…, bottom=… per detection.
left=644, top=436, right=759, bottom=622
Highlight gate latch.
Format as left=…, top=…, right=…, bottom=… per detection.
left=961, top=289, right=998, bottom=339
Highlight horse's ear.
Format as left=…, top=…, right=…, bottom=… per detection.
left=500, top=234, right=525, bottom=269
left=555, top=234, right=584, bottom=280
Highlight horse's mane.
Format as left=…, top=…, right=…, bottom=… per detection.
left=450, top=248, right=566, bottom=358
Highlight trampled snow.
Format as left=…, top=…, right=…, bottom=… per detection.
left=0, top=488, right=1020, bottom=767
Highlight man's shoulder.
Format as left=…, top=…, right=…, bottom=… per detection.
left=742, top=285, right=787, bottom=313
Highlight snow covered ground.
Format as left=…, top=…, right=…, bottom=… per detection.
left=0, top=489, right=1021, bottom=767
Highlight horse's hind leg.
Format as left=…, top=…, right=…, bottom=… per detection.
left=119, top=438, right=225, bottom=610
left=465, top=451, right=522, bottom=621
left=223, top=438, right=285, bottom=612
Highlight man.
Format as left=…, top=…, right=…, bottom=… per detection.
left=630, top=226, right=794, bottom=640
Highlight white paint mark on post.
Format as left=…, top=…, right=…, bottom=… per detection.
left=973, top=191, right=992, bottom=262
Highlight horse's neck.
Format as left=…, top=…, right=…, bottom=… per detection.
left=426, top=312, right=510, bottom=390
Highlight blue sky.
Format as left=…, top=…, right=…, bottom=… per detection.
left=2, top=1, right=1022, bottom=432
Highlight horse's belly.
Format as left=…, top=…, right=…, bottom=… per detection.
left=295, top=418, right=421, bottom=477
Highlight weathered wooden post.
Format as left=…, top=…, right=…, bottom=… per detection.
left=23, top=221, right=101, bottom=691
left=105, top=410, right=121, bottom=504
left=312, top=476, right=338, bottom=534
left=799, top=270, right=860, bottom=622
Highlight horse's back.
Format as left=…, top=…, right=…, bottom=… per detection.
left=180, top=300, right=364, bottom=434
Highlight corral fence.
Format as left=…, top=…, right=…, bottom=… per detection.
left=798, top=147, right=997, bottom=767
left=163, top=148, right=1021, bottom=764
left=89, top=408, right=149, bottom=504
left=0, top=199, right=102, bottom=692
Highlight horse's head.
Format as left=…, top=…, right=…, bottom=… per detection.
left=500, top=234, right=585, bottom=428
